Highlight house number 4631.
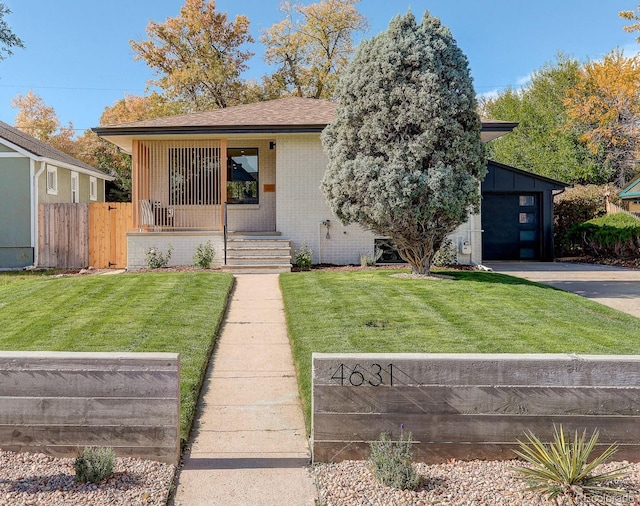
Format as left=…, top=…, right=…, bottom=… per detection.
left=330, top=363, right=394, bottom=386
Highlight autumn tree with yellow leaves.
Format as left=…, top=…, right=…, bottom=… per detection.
left=262, top=0, right=367, bottom=99
left=564, top=50, right=640, bottom=187
left=130, top=0, right=254, bottom=111
left=620, top=5, right=640, bottom=41
left=11, top=90, right=76, bottom=155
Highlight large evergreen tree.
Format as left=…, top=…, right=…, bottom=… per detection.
left=321, top=11, right=485, bottom=275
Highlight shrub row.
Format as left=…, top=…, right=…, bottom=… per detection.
left=571, top=213, right=640, bottom=257
left=553, top=184, right=616, bottom=257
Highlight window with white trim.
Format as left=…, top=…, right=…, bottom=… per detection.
left=89, top=176, right=97, bottom=201
left=46, top=165, right=58, bottom=195
left=70, top=172, right=79, bottom=203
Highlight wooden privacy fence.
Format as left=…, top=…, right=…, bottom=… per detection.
left=312, top=353, right=640, bottom=463
left=0, top=351, right=180, bottom=464
left=39, top=203, right=89, bottom=269
left=38, top=203, right=132, bottom=269
left=89, top=202, right=132, bottom=268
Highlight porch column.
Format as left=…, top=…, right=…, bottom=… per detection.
left=220, top=137, right=227, bottom=231
left=131, top=140, right=139, bottom=230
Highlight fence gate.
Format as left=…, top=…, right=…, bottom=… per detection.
left=89, top=203, right=132, bottom=268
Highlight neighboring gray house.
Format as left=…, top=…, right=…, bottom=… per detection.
left=96, top=97, right=561, bottom=271
left=0, top=121, right=112, bottom=268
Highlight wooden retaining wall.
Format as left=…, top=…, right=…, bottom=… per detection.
left=312, top=353, right=640, bottom=463
left=0, top=351, right=180, bottom=464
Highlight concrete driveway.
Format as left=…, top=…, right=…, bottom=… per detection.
left=485, top=261, right=640, bottom=319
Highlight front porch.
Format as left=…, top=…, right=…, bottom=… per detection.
left=126, top=137, right=290, bottom=271
left=132, top=138, right=277, bottom=231
left=132, top=139, right=227, bottom=232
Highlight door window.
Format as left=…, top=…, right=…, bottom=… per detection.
left=227, top=148, right=258, bottom=204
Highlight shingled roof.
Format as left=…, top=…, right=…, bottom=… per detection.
left=0, top=120, right=108, bottom=177
left=95, top=97, right=337, bottom=135
left=94, top=96, right=517, bottom=146
left=620, top=175, right=640, bottom=199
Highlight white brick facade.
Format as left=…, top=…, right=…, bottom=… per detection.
left=127, top=232, right=224, bottom=270
left=274, top=133, right=480, bottom=266
left=126, top=132, right=482, bottom=269
left=275, top=134, right=375, bottom=265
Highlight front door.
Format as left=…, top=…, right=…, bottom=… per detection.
left=225, top=144, right=276, bottom=232
left=482, top=193, right=541, bottom=260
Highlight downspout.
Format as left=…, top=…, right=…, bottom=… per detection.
left=550, top=188, right=567, bottom=261
left=31, top=160, right=46, bottom=268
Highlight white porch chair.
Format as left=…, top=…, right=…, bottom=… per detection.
left=139, top=199, right=155, bottom=231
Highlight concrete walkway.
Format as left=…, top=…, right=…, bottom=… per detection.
left=172, top=274, right=317, bottom=506
left=486, top=261, right=640, bottom=319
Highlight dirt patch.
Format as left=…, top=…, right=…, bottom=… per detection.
left=127, top=266, right=219, bottom=274
left=293, top=263, right=475, bottom=273
left=558, top=256, right=640, bottom=270
left=390, top=272, right=455, bottom=280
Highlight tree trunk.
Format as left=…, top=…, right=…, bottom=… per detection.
left=396, top=240, right=436, bottom=276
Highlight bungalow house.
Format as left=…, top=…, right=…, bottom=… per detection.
left=94, top=97, right=565, bottom=271
left=0, top=121, right=112, bottom=268
left=619, top=174, right=640, bottom=214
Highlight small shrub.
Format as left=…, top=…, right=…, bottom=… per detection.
left=432, top=238, right=458, bottom=267
left=294, top=242, right=313, bottom=271
left=512, top=425, right=628, bottom=504
left=360, top=248, right=385, bottom=267
left=369, top=429, right=419, bottom=490
left=146, top=244, right=173, bottom=269
left=193, top=240, right=215, bottom=269
left=73, top=447, right=116, bottom=483
left=360, top=253, right=375, bottom=267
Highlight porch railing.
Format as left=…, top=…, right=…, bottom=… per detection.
left=133, top=139, right=225, bottom=231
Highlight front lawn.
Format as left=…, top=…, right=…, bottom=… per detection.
left=280, top=269, right=640, bottom=429
left=0, top=271, right=234, bottom=443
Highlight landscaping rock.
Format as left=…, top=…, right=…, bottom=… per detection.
left=314, top=459, right=640, bottom=506
left=0, top=450, right=174, bottom=506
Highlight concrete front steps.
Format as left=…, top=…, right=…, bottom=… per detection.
left=221, top=235, right=292, bottom=274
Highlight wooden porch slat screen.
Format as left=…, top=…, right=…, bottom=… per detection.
left=133, top=140, right=224, bottom=231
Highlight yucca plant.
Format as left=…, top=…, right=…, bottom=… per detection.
left=512, top=425, right=629, bottom=505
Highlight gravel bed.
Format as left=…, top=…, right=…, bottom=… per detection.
left=315, top=459, right=640, bottom=506
left=0, top=450, right=175, bottom=506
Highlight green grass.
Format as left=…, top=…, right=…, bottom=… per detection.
left=280, top=269, right=640, bottom=430
left=0, top=271, right=234, bottom=443
left=0, top=269, right=67, bottom=285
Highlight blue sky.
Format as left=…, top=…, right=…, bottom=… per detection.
left=0, top=0, right=636, bottom=133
